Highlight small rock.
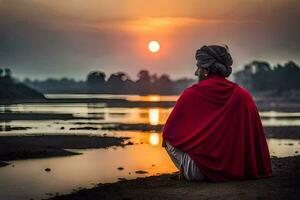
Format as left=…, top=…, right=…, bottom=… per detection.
left=135, top=170, right=148, bottom=174
left=60, top=127, right=65, bottom=130
left=117, top=167, right=124, bottom=170
left=152, top=164, right=155, bottom=167
left=295, top=151, right=298, bottom=154
left=44, top=168, right=51, bottom=172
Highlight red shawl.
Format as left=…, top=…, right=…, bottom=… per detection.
left=162, top=74, right=272, bottom=182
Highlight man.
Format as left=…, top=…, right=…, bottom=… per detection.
left=162, top=45, right=272, bottom=182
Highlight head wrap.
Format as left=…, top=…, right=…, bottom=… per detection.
left=195, top=45, right=233, bottom=77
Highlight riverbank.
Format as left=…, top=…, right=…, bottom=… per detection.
left=1, top=96, right=300, bottom=111
left=49, top=155, right=300, bottom=200
left=0, top=135, right=130, bottom=166
left=0, top=126, right=299, bottom=167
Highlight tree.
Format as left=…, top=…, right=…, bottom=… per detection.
left=135, top=70, right=152, bottom=94
left=4, top=68, right=12, bottom=78
left=106, top=72, right=133, bottom=93
left=86, top=71, right=106, bottom=85
left=234, top=60, right=300, bottom=93
left=153, top=74, right=174, bottom=94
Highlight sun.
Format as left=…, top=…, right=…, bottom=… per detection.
left=148, top=41, right=160, bottom=53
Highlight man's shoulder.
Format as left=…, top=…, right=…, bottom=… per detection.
left=236, top=85, right=252, bottom=97
left=234, top=85, right=256, bottom=105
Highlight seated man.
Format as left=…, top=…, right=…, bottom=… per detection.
left=162, top=45, right=272, bottom=182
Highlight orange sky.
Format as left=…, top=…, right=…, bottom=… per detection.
left=0, top=0, right=299, bottom=80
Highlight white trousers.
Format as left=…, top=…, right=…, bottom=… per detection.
left=165, top=141, right=205, bottom=181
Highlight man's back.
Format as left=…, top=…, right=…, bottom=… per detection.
left=163, top=74, right=272, bottom=181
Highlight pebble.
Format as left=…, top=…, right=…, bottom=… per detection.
left=44, top=168, right=51, bottom=172
left=135, top=170, right=148, bottom=174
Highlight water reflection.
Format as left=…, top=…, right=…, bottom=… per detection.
left=149, top=108, right=160, bottom=125
left=1, top=103, right=300, bottom=134
left=0, top=134, right=176, bottom=200
left=149, top=133, right=161, bottom=146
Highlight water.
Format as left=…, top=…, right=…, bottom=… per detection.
left=0, top=94, right=299, bottom=200
left=0, top=134, right=177, bottom=200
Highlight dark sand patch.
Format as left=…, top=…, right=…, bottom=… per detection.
left=261, top=116, right=300, bottom=119
left=101, top=123, right=163, bottom=132
left=0, top=113, right=99, bottom=121
left=46, top=98, right=176, bottom=108
left=0, top=161, right=9, bottom=167
left=69, top=127, right=99, bottom=130
left=49, top=156, right=300, bottom=200
left=135, top=170, right=148, bottom=174
left=264, top=126, right=300, bottom=139
left=0, top=126, right=32, bottom=131
left=0, top=135, right=130, bottom=166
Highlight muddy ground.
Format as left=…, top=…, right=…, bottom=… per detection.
left=49, top=156, right=300, bottom=200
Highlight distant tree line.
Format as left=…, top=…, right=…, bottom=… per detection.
left=24, top=70, right=196, bottom=95
left=234, top=61, right=300, bottom=93
left=4, top=60, right=299, bottom=95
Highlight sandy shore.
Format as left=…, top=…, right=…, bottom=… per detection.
left=49, top=156, right=300, bottom=200
left=0, top=135, right=130, bottom=166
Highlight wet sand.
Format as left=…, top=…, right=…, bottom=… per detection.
left=0, top=113, right=99, bottom=121
left=264, top=126, right=300, bottom=139
left=0, top=135, right=130, bottom=166
left=0, top=161, right=9, bottom=167
left=49, top=156, right=300, bottom=200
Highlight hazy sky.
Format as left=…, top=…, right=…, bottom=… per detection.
left=0, top=0, right=299, bottom=80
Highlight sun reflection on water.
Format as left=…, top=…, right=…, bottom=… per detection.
left=149, top=108, right=160, bottom=125
left=149, top=132, right=161, bottom=146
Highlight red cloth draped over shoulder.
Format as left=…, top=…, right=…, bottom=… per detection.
left=162, top=74, right=272, bottom=182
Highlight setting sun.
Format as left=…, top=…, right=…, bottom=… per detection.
left=148, top=41, right=160, bottom=53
